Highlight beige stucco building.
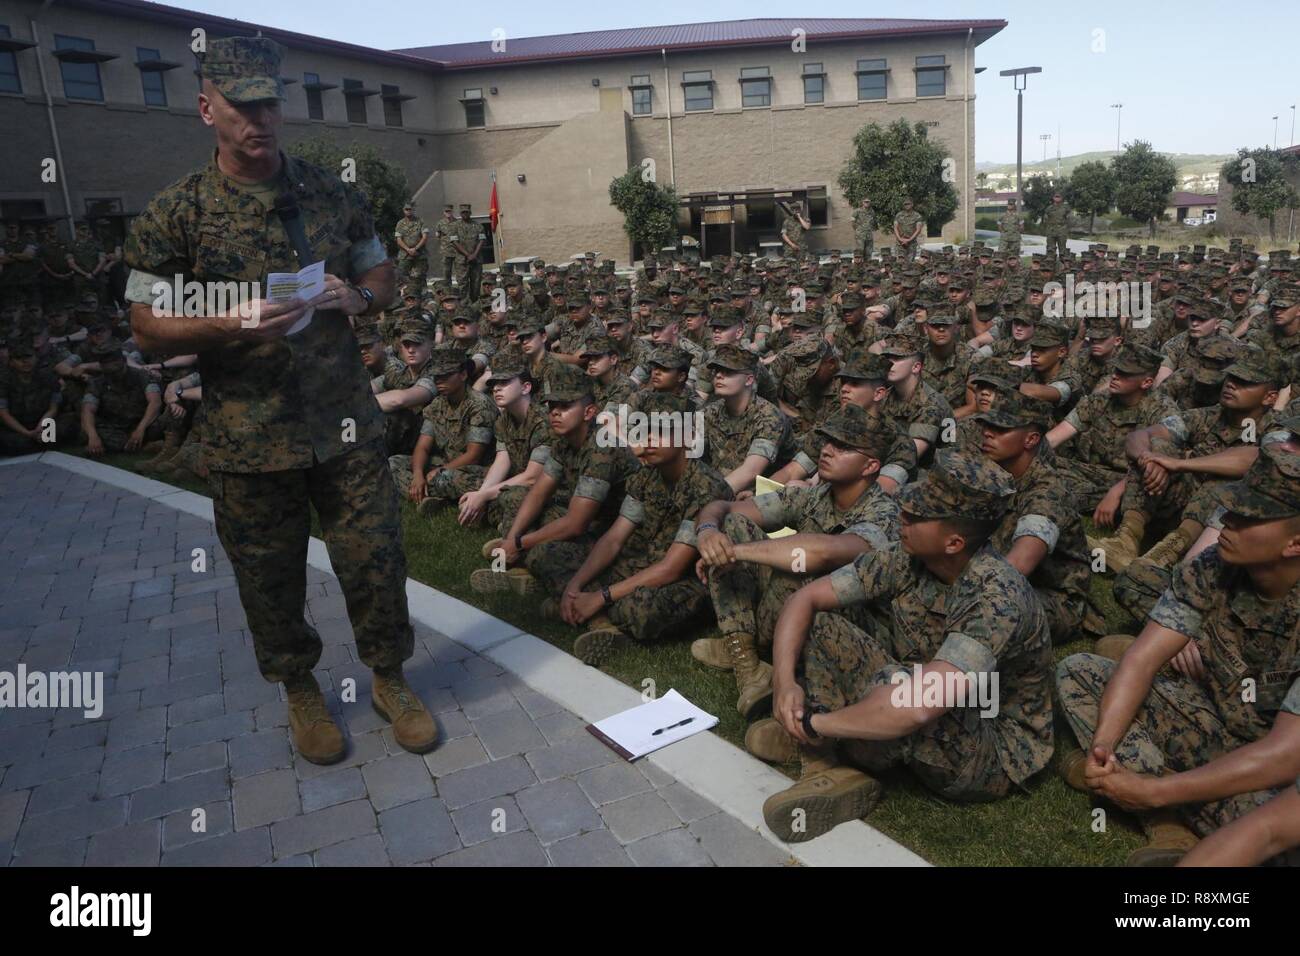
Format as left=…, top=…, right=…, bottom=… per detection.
left=0, top=1, right=1005, bottom=265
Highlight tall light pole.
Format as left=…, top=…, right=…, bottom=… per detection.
left=1291, top=105, right=1296, bottom=147
left=1040, top=133, right=1052, bottom=164
left=1000, top=66, right=1042, bottom=209
left=1273, top=115, right=1280, bottom=150
left=1110, top=103, right=1123, bottom=153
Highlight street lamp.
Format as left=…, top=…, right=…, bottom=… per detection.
left=1000, top=66, right=1043, bottom=209
left=1291, top=105, right=1296, bottom=147
left=1110, top=103, right=1123, bottom=153
left=1273, top=115, right=1280, bottom=150
left=1040, top=133, right=1052, bottom=163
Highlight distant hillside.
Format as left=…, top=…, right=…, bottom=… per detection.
left=976, top=152, right=1232, bottom=180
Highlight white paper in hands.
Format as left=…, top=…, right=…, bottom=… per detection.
left=265, top=260, right=326, bottom=336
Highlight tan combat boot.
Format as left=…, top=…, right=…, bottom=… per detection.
left=762, top=750, right=882, bottom=843
left=284, top=674, right=346, bottom=765
left=372, top=668, right=440, bottom=754
left=138, top=430, right=182, bottom=473
left=1057, top=745, right=1089, bottom=793
left=572, top=614, right=628, bottom=666
left=416, top=496, right=447, bottom=518
left=724, top=632, right=773, bottom=718
left=745, top=717, right=797, bottom=764
left=1087, top=510, right=1147, bottom=576
left=690, top=636, right=734, bottom=672
left=1141, top=526, right=1194, bottom=569
left=1127, top=811, right=1200, bottom=866
left=1094, top=633, right=1136, bottom=662
left=469, top=566, right=538, bottom=596
left=481, top=537, right=504, bottom=560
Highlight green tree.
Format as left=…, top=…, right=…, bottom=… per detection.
left=1066, top=160, right=1116, bottom=232
left=608, top=166, right=679, bottom=260
left=1111, top=141, right=1177, bottom=238
left=1021, top=174, right=1064, bottom=226
left=287, top=137, right=409, bottom=252
left=1221, top=147, right=1300, bottom=242
left=837, top=119, right=959, bottom=236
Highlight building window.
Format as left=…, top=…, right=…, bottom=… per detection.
left=802, top=63, right=824, bottom=104
left=682, top=70, right=713, bottom=112
left=54, top=34, right=103, bottom=102
left=304, top=71, right=324, bottom=120
left=916, top=55, right=946, bottom=97
left=807, top=187, right=829, bottom=227
left=0, top=199, right=46, bottom=221
left=629, top=74, right=651, bottom=116
left=462, top=88, right=485, bottom=128
left=739, top=67, right=770, bottom=108
left=856, top=59, right=887, bottom=101
left=343, top=78, right=367, bottom=124
left=0, top=25, right=22, bottom=94
left=136, top=47, right=167, bottom=106
left=382, top=83, right=403, bottom=127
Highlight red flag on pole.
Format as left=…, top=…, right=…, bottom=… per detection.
left=489, top=174, right=500, bottom=231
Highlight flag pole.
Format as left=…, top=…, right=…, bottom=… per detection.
left=490, top=169, right=502, bottom=272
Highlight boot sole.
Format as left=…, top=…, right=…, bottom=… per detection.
left=370, top=698, right=440, bottom=755
left=762, top=776, right=882, bottom=843
left=288, top=721, right=347, bottom=766
left=1126, top=847, right=1191, bottom=867
left=573, top=629, right=629, bottom=667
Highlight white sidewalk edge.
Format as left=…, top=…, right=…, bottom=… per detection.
left=24, top=453, right=928, bottom=867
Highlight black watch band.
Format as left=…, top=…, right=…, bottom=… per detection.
left=600, top=584, right=613, bottom=607
left=802, top=707, right=822, bottom=740
left=514, top=533, right=526, bottom=553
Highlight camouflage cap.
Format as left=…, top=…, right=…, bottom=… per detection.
left=429, top=344, right=468, bottom=374
left=879, top=333, right=925, bottom=358
left=486, top=345, right=529, bottom=382
left=925, top=312, right=959, bottom=327
left=836, top=350, right=890, bottom=382
left=969, top=362, right=1030, bottom=389
left=972, top=390, right=1054, bottom=432
left=542, top=363, right=594, bottom=403
left=972, top=286, right=999, bottom=307
left=511, top=315, right=546, bottom=337
left=790, top=310, right=823, bottom=329
left=579, top=335, right=618, bottom=357
left=648, top=345, right=693, bottom=371
left=815, top=404, right=892, bottom=460
left=91, top=337, right=126, bottom=360
left=840, top=291, right=865, bottom=309
left=636, top=390, right=694, bottom=416
left=1219, top=445, right=1300, bottom=519
left=1027, top=323, right=1069, bottom=349
left=198, top=36, right=285, bottom=104
left=645, top=311, right=674, bottom=330
left=1224, top=347, right=1283, bottom=386
left=707, top=344, right=756, bottom=373
left=1113, top=344, right=1164, bottom=376
left=450, top=309, right=479, bottom=325
left=1084, top=315, right=1121, bottom=339
left=708, top=307, right=743, bottom=328
left=397, top=319, right=432, bottom=344
left=896, top=449, right=1015, bottom=522
left=6, top=339, right=35, bottom=359
left=354, top=324, right=382, bottom=347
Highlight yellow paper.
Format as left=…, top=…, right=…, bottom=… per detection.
left=754, top=475, right=796, bottom=538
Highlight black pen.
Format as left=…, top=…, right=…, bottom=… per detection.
left=652, top=717, right=694, bottom=736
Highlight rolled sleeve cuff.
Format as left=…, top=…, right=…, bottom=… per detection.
left=349, top=235, right=388, bottom=276
left=1282, top=677, right=1300, bottom=717
left=124, top=269, right=171, bottom=306
left=793, top=450, right=817, bottom=474
left=1064, top=409, right=1083, bottom=431
left=829, top=563, right=867, bottom=606
left=1014, top=515, right=1060, bottom=552
left=1148, top=591, right=1201, bottom=639
left=529, top=444, right=551, bottom=465
left=542, top=455, right=564, bottom=481
left=1160, top=414, right=1188, bottom=446
left=1047, top=381, right=1072, bottom=404
left=748, top=437, right=778, bottom=462
left=752, top=491, right=787, bottom=527
left=419, top=421, right=435, bottom=438
left=909, top=422, right=939, bottom=444
left=935, top=632, right=997, bottom=676
left=881, top=463, right=909, bottom=486
left=619, top=495, right=645, bottom=525
left=574, top=475, right=610, bottom=502
left=845, top=521, right=890, bottom=551
left=674, top=519, right=698, bottom=547
left=466, top=426, right=493, bottom=445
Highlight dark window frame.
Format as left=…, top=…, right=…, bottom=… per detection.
left=681, top=70, right=714, bottom=112
left=137, top=47, right=166, bottom=106
left=915, top=55, right=947, bottom=98
left=801, top=62, right=824, bottom=104
left=381, top=83, right=403, bottom=127
left=462, top=87, right=485, bottom=128
left=304, top=71, right=324, bottom=119
left=0, top=25, right=21, bottom=94
left=342, top=77, right=367, bottom=124
left=54, top=33, right=103, bottom=102
left=739, top=66, right=771, bottom=109
left=855, top=58, right=888, bottom=102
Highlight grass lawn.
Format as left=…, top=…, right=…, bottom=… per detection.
left=83, top=448, right=1148, bottom=866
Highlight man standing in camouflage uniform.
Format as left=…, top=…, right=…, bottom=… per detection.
left=123, top=37, right=437, bottom=764
left=393, top=200, right=429, bottom=289
left=852, top=197, right=876, bottom=261
left=893, top=199, right=924, bottom=263
left=780, top=201, right=811, bottom=256
left=435, top=204, right=457, bottom=281
left=453, top=204, right=484, bottom=301
left=998, top=200, right=1023, bottom=258
left=1055, top=446, right=1300, bottom=866
left=752, top=451, right=1053, bottom=843
left=1041, top=192, right=1072, bottom=260
left=65, top=220, right=107, bottom=305
left=694, top=405, right=900, bottom=717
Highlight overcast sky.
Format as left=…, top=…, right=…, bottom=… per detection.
left=176, top=0, right=1298, bottom=162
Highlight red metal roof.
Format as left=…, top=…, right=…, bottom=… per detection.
left=1169, top=192, right=1218, bottom=207
left=396, top=18, right=1007, bottom=69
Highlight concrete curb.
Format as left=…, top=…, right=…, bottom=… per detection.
left=24, top=452, right=928, bottom=867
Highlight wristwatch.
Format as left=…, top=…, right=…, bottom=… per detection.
left=802, top=705, right=826, bottom=741
left=347, top=281, right=374, bottom=315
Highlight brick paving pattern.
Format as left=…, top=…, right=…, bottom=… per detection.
left=0, top=462, right=790, bottom=867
